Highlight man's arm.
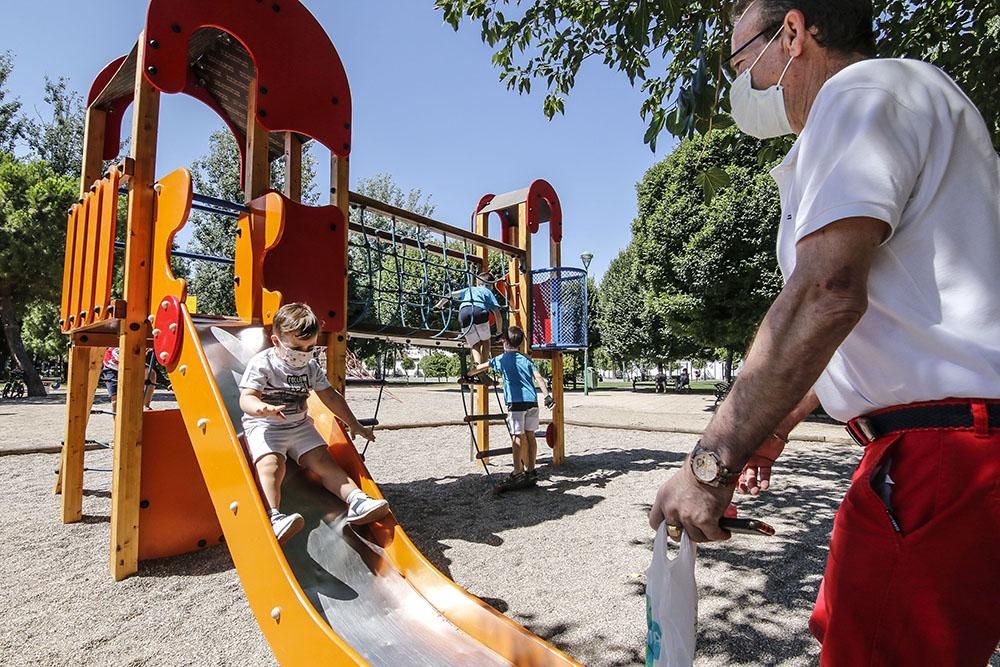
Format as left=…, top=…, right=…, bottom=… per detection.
left=737, top=388, right=820, bottom=495
left=703, top=218, right=886, bottom=466
left=650, top=217, right=887, bottom=541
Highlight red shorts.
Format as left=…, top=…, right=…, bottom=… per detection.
left=810, top=399, right=1000, bottom=665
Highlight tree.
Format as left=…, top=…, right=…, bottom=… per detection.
left=418, top=351, right=453, bottom=379
left=348, top=173, right=437, bottom=360
left=187, top=129, right=318, bottom=315
left=26, top=77, right=86, bottom=177
left=0, top=52, right=25, bottom=154
left=633, top=127, right=783, bottom=379
left=437, top=1, right=1000, bottom=152
left=0, top=155, right=77, bottom=395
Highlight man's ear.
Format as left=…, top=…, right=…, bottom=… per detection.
left=782, top=9, right=809, bottom=58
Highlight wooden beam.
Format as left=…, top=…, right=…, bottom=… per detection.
left=80, top=107, right=107, bottom=197
left=283, top=133, right=302, bottom=202
left=474, top=211, right=491, bottom=460
left=548, top=224, right=565, bottom=463
left=245, top=80, right=270, bottom=203
left=110, top=35, right=159, bottom=580
left=57, top=346, right=104, bottom=511
left=327, top=153, right=350, bottom=393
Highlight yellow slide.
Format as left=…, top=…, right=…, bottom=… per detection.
left=166, top=307, right=580, bottom=666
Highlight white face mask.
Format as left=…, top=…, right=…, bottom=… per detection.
left=729, top=26, right=796, bottom=139
left=273, top=337, right=313, bottom=369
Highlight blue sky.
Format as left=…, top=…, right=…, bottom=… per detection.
left=2, top=0, right=677, bottom=280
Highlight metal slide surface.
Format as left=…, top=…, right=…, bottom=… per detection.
left=169, top=315, right=579, bottom=666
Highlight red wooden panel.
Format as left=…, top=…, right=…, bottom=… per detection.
left=144, top=0, right=352, bottom=156
left=262, top=196, right=347, bottom=333
left=527, top=179, right=562, bottom=242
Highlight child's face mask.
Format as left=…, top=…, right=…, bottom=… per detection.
left=272, top=335, right=314, bottom=369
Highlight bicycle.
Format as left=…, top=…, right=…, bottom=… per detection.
left=2, top=371, right=27, bottom=399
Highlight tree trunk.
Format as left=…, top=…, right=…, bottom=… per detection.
left=724, top=348, right=735, bottom=382
left=0, top=294, right=47, bottom=397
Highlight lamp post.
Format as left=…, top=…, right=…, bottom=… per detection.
left=580, top=252, right=593, bottom=396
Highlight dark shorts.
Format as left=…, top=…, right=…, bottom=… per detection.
left=101, top=367, right=118, bottom=398
left=507, top=401, right=538, bottom=412
left=458, top=305, right=490, bottom=328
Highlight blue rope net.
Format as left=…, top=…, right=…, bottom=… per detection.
left=346, top=202, right=514, bottom=344
left=529, top=267, right=589, bottom=350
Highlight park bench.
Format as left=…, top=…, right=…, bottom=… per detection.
left=714, top=381, right=732, bottom=406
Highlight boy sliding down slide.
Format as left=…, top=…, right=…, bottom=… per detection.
left=468, top=325, right=554, bottom=492
left=240, top=302, right=389, bottom=543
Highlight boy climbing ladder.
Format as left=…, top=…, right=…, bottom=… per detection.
left=468, top=325, right=554, bottom=491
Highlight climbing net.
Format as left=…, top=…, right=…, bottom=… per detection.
left=346, top=196, right=522, bottom=346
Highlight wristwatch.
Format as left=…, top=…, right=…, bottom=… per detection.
left=689, top=443, right=739, bottom=488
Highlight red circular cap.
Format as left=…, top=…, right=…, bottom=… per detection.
left=545, top=423, right=556, bottom=449
left=152, top=295, right=183, bottom=368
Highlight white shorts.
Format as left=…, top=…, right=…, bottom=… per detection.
left=244, top=418, right=327, bottom=464
left=507, top=407, right=539, bottom=436
left=464, top=321, right=492, bottom=346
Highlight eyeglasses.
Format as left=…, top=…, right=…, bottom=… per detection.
left=723, top=23, right=780, bottom=83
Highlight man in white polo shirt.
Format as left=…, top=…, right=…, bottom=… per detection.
left=649, top=0, right=1000, bottom=663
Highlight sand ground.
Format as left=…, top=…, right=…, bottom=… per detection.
left=1, top=384, right=990, bottom=666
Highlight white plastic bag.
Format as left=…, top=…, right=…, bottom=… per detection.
left=645, top=523, right=697, bottom=667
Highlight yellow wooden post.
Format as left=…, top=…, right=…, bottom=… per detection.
left=283, top=133, right=302, bottom=202
left=548, top=235, right=565, bottom=464
left=110, top=35, right=160, bottom=580
left=57, top=105, right=109, bottom=500
left=516, top=202, right=532, bottom=351
left=245, top=81, right=270, bottom=202
left=328, top=152, right=349, bottom=393
left=58, top=346, right=103, bottom=514
left=474, top=211, right=491, bottom=459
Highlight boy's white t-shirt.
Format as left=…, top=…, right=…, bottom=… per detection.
left=239, top=348, right=331, bottom=427
left=771, top=58, right=1000, bottom=421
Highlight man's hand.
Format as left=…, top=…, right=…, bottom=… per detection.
left=349, top=421, right=376, bottom=442
left=738, top=434, right=786, bottom=496
left=544, top=394, right=555, bottom=409
left=256, top=403, right=286, bottom=420
left=649, top=462, right=735, bottom=543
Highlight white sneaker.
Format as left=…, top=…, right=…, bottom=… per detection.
left=270, top=511, right=304, bottom=544
left=346, top=491, right=389, bottom=525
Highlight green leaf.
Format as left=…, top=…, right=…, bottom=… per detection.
left=695, top=166, right=731, bottom=204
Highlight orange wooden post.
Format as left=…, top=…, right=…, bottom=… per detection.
left=58, top=346, right=104, bottom=513
left=516, top=201, right=532, bottom=352
left=548, top=235, right=565, bottom=464
left=283, top=132, right=302, bottom=202
left=110, top=35, right=160, bottom=580
left=473, top=210, right=491, bottom=460
left=327, top=152, right=349, bottom=393
left=58, top=104, right=109, bottom=506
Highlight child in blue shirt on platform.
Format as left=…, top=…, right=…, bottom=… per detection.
left=468, top=325, right=553, bottom=491
left=434, top=272, right=503, bottom=382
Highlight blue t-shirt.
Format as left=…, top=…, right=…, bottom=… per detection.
left=457, top=286, right=499, bottom=311
left=489, top=351, right=538, bottom=407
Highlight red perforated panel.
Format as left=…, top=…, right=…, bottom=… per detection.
left=262, top=197, right=347, bottom=333
left=144, top=0, right=352, bottom=156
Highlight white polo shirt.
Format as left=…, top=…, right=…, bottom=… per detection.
left=771, top=58, right=1000, bottom=421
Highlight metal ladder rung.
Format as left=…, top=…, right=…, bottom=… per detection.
left=357, top=418, right=379, bottom=427
left=475, top=447, right=513, bottom=460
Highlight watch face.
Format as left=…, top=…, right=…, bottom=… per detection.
left=692, top=452, right=720, bottom=482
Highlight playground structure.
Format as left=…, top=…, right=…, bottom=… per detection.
left=54, top=1, right=587, bottom=665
